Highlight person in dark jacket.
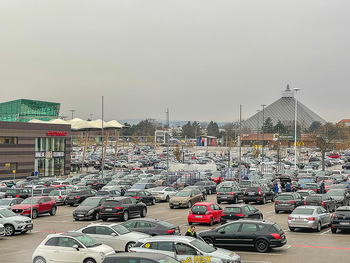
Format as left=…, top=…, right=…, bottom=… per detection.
left=285, top=182, right=291, bottom=192
left=320, top=181, right=325, bottom=194
left=185, top=226, right=197, bottom=238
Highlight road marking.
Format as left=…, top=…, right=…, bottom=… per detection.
left=237, top=252, right=282, bottom=256
left=267, top=211, right=275, bottom=214
left=243, top=261, right=271, bottom=263
left=320, top=229, right=331, bottom=235
left=291, top=245, right=350, bottom=250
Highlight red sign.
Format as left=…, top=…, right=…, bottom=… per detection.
left=47, top=131, right=67, bottom=137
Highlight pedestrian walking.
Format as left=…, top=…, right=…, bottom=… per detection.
left=285, top=182, right=291, bottom=192
left=185, top=226, right=197, bottom=238
left=274, top=183, right=279, bottom=197
left=320, top=180, right=325, bottom=194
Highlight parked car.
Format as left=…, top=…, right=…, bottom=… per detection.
left=99, top=196, right=147, bottom=221
left=221, top=204, right=263, bottom=222
left=0, top=198, right=24, bottom=209
left=96, top=190, right=121, bottom=197
left=11, top=196, right=57, bottom=219
left=65, top=189, right=96, bottom=206
left=32, top=232, right=115, bottom=263
left=32, top=187, right=57, bottom=197
left=275, top=192, right=304, bottom=213
left=148, top=186, right=177, bottom=202
left=288, top=206, right=331, bottom=232
left=188, top=202, right=223, bottom=226
left=71, top=222, right=150, bottom=252
left=243, top=185, right=275, bottom=204
left=296, top=189, right=315, bottom=200
left=49, top=189, right=70, bottom=205
left=304, top=194, right=337, bottom=212
left=102, top=252, right=181, bottom=263
left=183, top=186, right=207, bottom=200
left=73, top=197, right=107, bottom=221
left=131, top=183, right=158, bottom=190
left=331, top=206, right=350, bottom=233
left=124, top=189, right=156, bottom=206
left=0, top=208, right=33, bottom=236
left=216, top=185, right=244, bottom=204
left=4, top=188, right=31, bottom=199
left=169, top=189, right=203, bottom=209
left=326, top=189, right=350, bottom=207
left=194, top=181, right=217, bottom=194
left=121, top=218, right=180, bottom=236
left=198, top=219, right=287, bottom=253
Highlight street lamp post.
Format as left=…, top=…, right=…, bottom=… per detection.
left=70, top=109, right=75, bottom=120
left=261, top=105, right=266, bottom=163
left=293, top=88, right=300, bottom=170
left=256, top=110, right=260, bottom=148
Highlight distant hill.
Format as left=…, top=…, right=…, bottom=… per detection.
left=118, top=119, right=228, bottom=127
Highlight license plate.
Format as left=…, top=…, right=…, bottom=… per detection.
left=69, top=197, right=74, bottom=199
left=296, top=218, right=305, bottom=221
left=106, top=208, right=112, bottom=211
left=221, top=197, right=227, bottom=199
left=340, top=222, right=350, bottom=225
left=194, top=216, right=202, bottom=218
left=248, top=192, right=255, bottom=195
left=77, top=214, right=84, bottom=217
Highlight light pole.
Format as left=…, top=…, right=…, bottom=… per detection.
left=256, top=110, right=260, bottom=148
left=261, top=105, right=266, bottom=163
left=90, top=114, right=93, bottom=121
left=70, top=109, right=75, bottom=120
left=293, top=88, right=300, bottom=170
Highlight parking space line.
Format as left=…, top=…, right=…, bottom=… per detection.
left=320, top=229, right=331, bottom=235
left=236, top=252, right=282, bottom=256
left=243, top=261, right=271, bottom=263
left=291, top=245, right=350, bottom=250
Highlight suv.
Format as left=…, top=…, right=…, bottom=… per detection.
left=275, top=192, right=303, bottom=213
left=331, top=206, right=350, bottom=233
left=304, top=194, right=337, bottom=212
left=194, top=181, right=217, bottom=195
left=217, top=185, right=244, bottom=204
left=65, top=189, right=96, bottom=206
left=73, top=196, right=107, bottom=221
left=11, top=196, right=57, bottom=219
left=243, top=185, right=274, bottom=204
left=0, top=208, right=33, bottom=236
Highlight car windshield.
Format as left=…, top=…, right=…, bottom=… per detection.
left=0, top=209, right=16, bottom=217
left=223, top=207, right=241, bottom=213
left=292, top=208, right=314, bottom=215
left=306, top=196, right=321, bottom=202
left=81, top=198, right=101, bottom=206
left=327, top=190, right=344, bottom=196
left=190, top=239, right=215, bottom=253
left=239, top=181, right=251, bottom=186
left=0, top=199, right=11, bottom=205
left=276, top=195, right=293, bottom=201
left=75, top=235, right=101, bottom=248
left=218, top=187, right=232, bottom=193
left=175, top=191, right=190, bottom=197
left=21, top=198, right=39, bottom=205
left=298, top=192, right=309, bottom=197
left=111, top=224, right=131, bottom=235
left=335, top=210, right=350, bottom=217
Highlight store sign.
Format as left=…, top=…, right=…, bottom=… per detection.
left=53, top=152, right=65, bottom=157
left=47, top=131, right=67, bottom=137
left=35, top=151, right=65, bottom=158
left=35, top=152, right=45, bottom=158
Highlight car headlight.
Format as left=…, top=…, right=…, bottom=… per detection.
left=87, top=210, right=94, bottom=215
left=23, top=208, right=31, bottom=211
left=181, top=199, right=187, bottom=202
left=99, top=252, right=106, bottom=260
left=14, top=220, right=24, bottom=224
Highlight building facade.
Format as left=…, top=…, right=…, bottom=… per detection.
left=0, top=122, right=71, bottom=179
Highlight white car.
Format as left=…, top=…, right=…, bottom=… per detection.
left=130, top=236, right=241, bottom=263
left=0, top=223, right=5, bottom=236
left=148, top=187, right=177, bottom=202
left=32, top=232, right=115, bottom=263
left=71, top=222, right=150, bottom=252
left=0, top=208, right=33, bottom=236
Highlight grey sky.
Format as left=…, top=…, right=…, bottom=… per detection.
left=1, top=0, right=349, bottom=124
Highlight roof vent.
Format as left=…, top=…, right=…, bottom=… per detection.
left=282, top=84, right=293, bottom=98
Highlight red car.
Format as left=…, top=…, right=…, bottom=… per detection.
left=11, top=196, right=57, bottom=219
left=187, top=202, right=223, bottom=226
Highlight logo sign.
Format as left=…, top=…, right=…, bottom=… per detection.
left=47, top=131, right=67, bottom=137
left=46, top=151, right=53, bottom=159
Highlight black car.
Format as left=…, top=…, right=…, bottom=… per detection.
left=217, top=185, right=244, bottom=204
left=96, top=190, right=121, bottom=197
left=65, top=189, right=96, bottom=206
left=198, top=219, right=287, bottom=253
left=326, top=189, right=350, bottom=207
left=194, top=181, right=217, bottom=195
left=124, top=189, right=156, bottom=206
left=342, top=162, right=350, bottom=170
left=85, top=179, right=109, bottom=191
left=121, top=218, right=180, bottom=236
left=4, top=188, right=31, bottom=199
left=73, top=196, right=107, bottom=220
left=99, top=196, right=147, bottom=221
left=183, top=186, right=207, bottom=200
left=102, top=252, right=178, bottom=263
left=304, top=194, right=337, bottom=212
left=221, top=204, right=263, bottom=222
left=331, top=206, right=350, bottom=233
left=243, top=185, right=274, bottom=204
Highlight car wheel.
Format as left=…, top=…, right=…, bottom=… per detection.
left=125, top=242, right=136, bottom=252
left=209, top=218, right=214, bottom=226
left=141, top=207, right=147, bottom=217
left=188, top=201, right=192, bottom=208
left=50, top=206, right=57, bottom=216
left=271, top=195, right=275, bottom=202
left=32, top=209, right=38, bottom=219
left=101, top=217, right=108, bottom=221
left=70, top=204, right=74, bottom=207
left=316, top=222, right=322, bottom=232
left=331, top=228, right=337, bottom=234
left=83, top=258, right=97, bottom=263
left=188, top=222, right=192, bottom=225
left=165, top=195, right=170, bottom=202
left=169, top=206, right=174, bottom=209
left=123, top=211, right=129, bottom=221
left=289, top=227, right=295, bottom=232
left=33, top=256, right=47, bottom=263
left=275, top=210, right=279, bottom=214
left=204, top=237, right=214, bottom=245
left=217, top=200, right=221, bottom=204
left=4, top=224, right=15, bottom=236
left=152, top=198, right=156, bottom=205
left=94, top=212, right=100, bottom=220
left=255, top=239, right=270, bottom=253
left=261, top=197, right=266, bottom=205
left=200, top=198, right=203, bottom=202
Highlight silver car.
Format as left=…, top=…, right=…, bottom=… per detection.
left=49, top=189, right=70, bottom=205
left=148, top=187, right=177, bottom=202
left=287, top=206, right=331, bottom=232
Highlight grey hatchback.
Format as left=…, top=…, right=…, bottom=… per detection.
left=275, top=192, right=304, bottom=213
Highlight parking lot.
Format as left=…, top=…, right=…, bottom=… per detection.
left=1, top=192, right=350, bottom=263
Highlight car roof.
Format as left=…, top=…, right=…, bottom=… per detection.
left=336, top=206, right=350, bottom=211
left=294, top=205, right=321, bottom=209
left=105, top=252, right=169, bottom=260
left=192, top=202, right=216, bottom=206
left=224, top=204, right=249, bottom=208
left=138, top=235, right=196, bottom=242
left=105, top=196, right=131, bottom=201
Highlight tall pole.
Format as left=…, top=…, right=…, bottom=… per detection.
left=90, top=114, right=93, bottom=121
left=238, top=105, right=242, bottom=183
left=294, top=88, right=300, bottom=170
left=166, top=108, right=169, bottom=186
left=70, top=109, right=75, bottom=120
left=101, top=96, right=104, bottom=178
left=256, top=110, right=260, bottom=148
left=261, top=105, right=266, bottom=163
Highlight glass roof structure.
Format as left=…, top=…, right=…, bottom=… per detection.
left=243, top=85, right=327, bottom=132
left=0, top=99, right=60, bottom=122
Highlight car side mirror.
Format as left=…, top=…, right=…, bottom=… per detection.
left=111, top=232, right=117, bottom=236
left=73, top=244, right=79, bottom=251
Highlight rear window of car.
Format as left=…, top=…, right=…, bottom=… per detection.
left=125, top=191, right=138, bottom=196
left=306, top=196, right=322, bottom=202
left=276, top=195, right=293, bottom=201
left=246, top=187, right=259, bottom=192
left=218, top=187, right=232, bottom=193
left=223, top=207, right=241, bottom=213
left=103, top=200, right=121, bottom=207
left=191, top=205, right=207, bottom=214
left=335, top=210, right=350, bottom=217
left=292, top=208, right=314, bottom=215
left=268, top=224, right=282, bottom=233
left=6, top=189, right=18, bottom=194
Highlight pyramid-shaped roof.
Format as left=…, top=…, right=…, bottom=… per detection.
left=243, top=85, right=327, bottom=132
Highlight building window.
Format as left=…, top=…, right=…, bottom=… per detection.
left=0, top=137, right=18, bottom=144
left=5, top=163, right=17, bottom=173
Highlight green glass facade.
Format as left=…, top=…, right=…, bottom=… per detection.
left=0, top=99, right=60, bottom=122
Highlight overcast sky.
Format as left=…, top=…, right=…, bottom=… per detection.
left=1, top=1, right=349, bottom=124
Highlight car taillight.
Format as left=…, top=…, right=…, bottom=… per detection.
left=258, top=188, right=262, bottom=195
left=114, top=207, right=122, bottom=210
left=289, top=201, right=295, bottom=204
left=270, top=233, right=281, bottom=239
left=3, top=195, right=5, bottom=198
left=236, top=214, right=244, bottom=217
left=221, top=213, right=225, bottom=216
left=16, top=195, right=20, bottom=198
left=167, top=229, right=175, bottom=234
left=93, top=183, right=98, bottom=185
left=217, top=192, right=220, bottom=195
left=59, top=196, right=62, bottom=199
left=288, top=217, right=293, bottom=220
left=189, top=211, right=193, bottom=215
left=307, top=217, right=316, bottom=221
left=304, top=201, right=306, bottom=205
left=75, top=196, right=80, bottom=199
left=313, top=189, right=317, bottom=192
left=275, top=200, right=279, bottom=204
left=332, top=214, right=338, bottom=218
left=100, top=206, right=104, bottom=209
left=229, top=192, right=235, bottom=195
left=133, top=196, right=139, bottom=199
left=205, top=211, right=212, bottom=215
left=321, top=201, right=325, bottom=206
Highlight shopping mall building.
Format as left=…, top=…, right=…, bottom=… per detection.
left=0, top=99, right=71, bottom=179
